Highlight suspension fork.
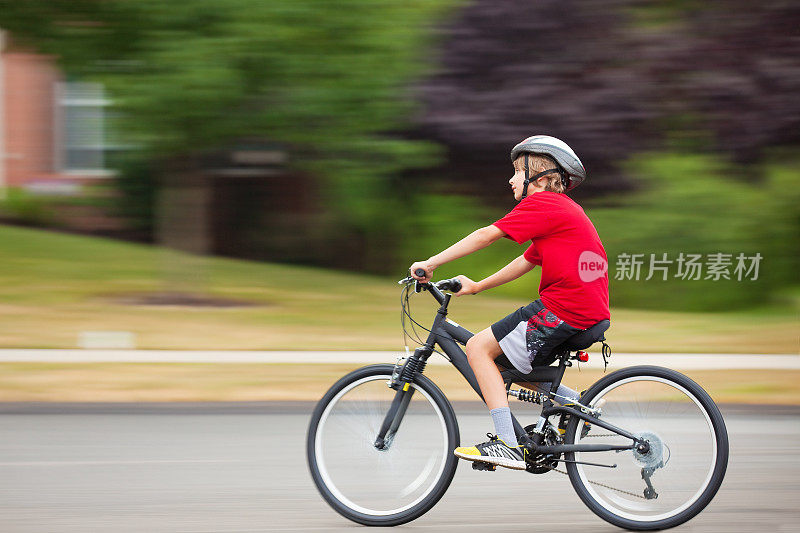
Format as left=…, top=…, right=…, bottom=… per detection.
left=375, top=291, right=451, bottom=450
left=373, top=386, right=415, bottom=450
left=373, top=347, right=430, bottom=450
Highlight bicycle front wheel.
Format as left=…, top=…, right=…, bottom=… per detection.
left=565, top=366, right=728, bottom=530
left=307, top=364, right=459, bottom=526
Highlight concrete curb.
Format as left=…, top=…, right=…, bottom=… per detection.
left=0, top=401, right=798, bottom=416
left=0, top=349, right=797, bottom=369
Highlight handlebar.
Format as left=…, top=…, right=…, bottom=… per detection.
left=409, top=268, right=461, bottom=293
left=398, top=274, right=462, bottom=298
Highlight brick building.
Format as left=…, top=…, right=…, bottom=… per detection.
left=0, top=30, right=113, bottom=198
left=0, top=30, right=337, bottom=264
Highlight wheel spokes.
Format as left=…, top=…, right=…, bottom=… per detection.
left=314, top=376, right=450, bottom=516
left=573, top=377, right=718, bottom=522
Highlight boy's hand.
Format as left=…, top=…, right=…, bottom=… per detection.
left=452, top=275, right=479, bottom=296
left=409, top=261, right=435, bottom=282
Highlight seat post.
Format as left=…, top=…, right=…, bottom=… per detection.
left=547, top=350, right=570, bottom=398
left=528, top=350, right=571, bottom=444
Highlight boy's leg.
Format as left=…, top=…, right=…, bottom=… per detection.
left=525, top=381, right=580, bottom=404
left=465, top=328, right=518, bottom=447
left=454, top=327, right=527, bottom=470
left=465, top=328, right=507, bottom=409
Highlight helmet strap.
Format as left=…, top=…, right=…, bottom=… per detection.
left=519, top=156, right=563, bottom=201
left=521, top=154, right=530, bottom=200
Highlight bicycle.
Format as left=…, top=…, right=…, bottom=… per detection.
left=307, top=274, right=729, bottom=530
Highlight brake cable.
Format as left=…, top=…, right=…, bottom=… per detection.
left=399, top=280, right=450, bottom=361
left=400, top=282, right=427, bottom=347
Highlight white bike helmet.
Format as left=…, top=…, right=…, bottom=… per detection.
left=510, top=135, right=586, bottom=198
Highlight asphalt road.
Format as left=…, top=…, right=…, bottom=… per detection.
left=0, top=403, right=798, bottom=532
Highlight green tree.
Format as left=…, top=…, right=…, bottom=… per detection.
left=0, top=0, right=452, bottom=277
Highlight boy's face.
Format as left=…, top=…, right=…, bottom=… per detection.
left=509, top=166, right=528, bottom=201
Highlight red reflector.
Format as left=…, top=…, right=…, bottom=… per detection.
left=577, top=351, right=589, bottom=362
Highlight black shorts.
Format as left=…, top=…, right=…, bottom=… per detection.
left=491, top=300, right=582, bottom=374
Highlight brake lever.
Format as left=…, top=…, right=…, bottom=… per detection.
left=397, top=275, right=431, bottom=292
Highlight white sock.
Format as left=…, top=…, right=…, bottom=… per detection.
left=489, top=406, right=519, bottom=447
left=555, top=384, right=580, bottom=403
left=532, top=383, right=580, bottom=404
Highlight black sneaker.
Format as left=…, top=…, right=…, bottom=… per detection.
left=454, top=433, right=527, bottom=470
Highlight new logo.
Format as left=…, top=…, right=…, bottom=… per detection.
left=578, top=250, right=608, bottom=283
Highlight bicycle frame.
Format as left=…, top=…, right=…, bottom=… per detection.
left=374, top=281, right=643, bottom=457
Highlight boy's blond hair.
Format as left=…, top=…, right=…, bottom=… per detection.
left=513, top=154, right=565, bottom=194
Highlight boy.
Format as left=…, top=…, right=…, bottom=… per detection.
left=409, top=135, right=610, bottom=470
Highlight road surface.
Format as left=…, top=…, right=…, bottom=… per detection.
left=0, top=403, right=797, bottom=532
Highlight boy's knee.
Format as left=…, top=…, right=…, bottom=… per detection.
left=465, top=336, right=480, bottom=361
left=465, top=333, right=491, bottom=362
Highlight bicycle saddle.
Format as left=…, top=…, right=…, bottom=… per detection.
left=562, top=319, right=610, bottom=351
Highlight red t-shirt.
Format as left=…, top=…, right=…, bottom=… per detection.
left=493, top=191, right=610, bottom=329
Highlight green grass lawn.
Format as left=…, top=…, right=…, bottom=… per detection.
left=1, top=363, right=798, bottom=404
left=1, top=223, right=797, bottom=353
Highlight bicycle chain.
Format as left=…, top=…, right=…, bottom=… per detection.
left=535, top=461, right=647, bottom=500
left=533, top=432, right=647, bottom=500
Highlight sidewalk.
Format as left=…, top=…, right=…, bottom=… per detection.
left=0, top=350, right=797, bottom=370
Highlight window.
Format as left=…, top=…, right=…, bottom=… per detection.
left=56, top=81, right=115, bottom=175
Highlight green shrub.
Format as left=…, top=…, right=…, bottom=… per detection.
left=0, top=188, right=55, bottom=226
left=112, top=154, right=158, bottom=237
left=587, top=152, right=799, bottom=311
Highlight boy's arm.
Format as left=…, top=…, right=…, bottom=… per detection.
left=457, top=254, right=535, bottom=295
left=409, top=225, right=505, bottom=281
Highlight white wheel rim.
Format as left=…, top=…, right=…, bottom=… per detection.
left=574, top=376, right=718, bottom=522
left=314, top=375, right=449, bottom=516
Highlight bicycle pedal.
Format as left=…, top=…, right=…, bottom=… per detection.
left=472, top=461, right=497, bottom=472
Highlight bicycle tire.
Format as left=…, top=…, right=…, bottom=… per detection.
left=307, top=364, right=460, bottom=526
left=564, top=365, right=728, bottom=530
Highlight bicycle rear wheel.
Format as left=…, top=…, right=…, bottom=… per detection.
left=565, top=366, right=728, bottom=530
left=307, top=364, right=459, bottom=526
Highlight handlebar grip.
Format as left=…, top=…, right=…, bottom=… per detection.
left=450, top=278, right=462, bottom=293
left=436, top=278, right=462, bottom=293
left=414, top=268, right=427, bottom=278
